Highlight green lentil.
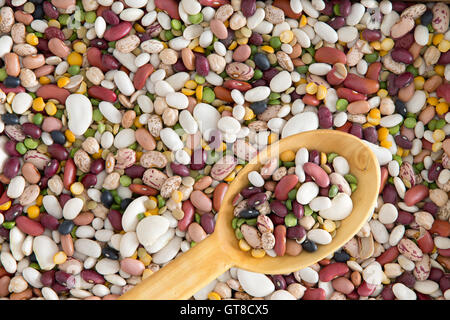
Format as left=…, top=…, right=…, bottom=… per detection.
left=202, top=87, right=215, bottom=103
left=304, top=205, right=313, bottom=216
left=235, top=228, right=244, bottom=240
left=389, top=124, right=400, bottom=135
left=157, top=195, right=165, bottom=208
left=246, top=218, right=257, bottom=226
left=16, top=142, right=27, bottom=155
left=404, top=117, right=417, bottom=128
left=344, top=174, right=358, bottom=185
left=269, top=36, right=282, bottom=50
left=24, top=138, right=38, bottom=150
left=284, top=213, right=298, bottom=227
left=120, top=175, right=132, bottom=187
left=336, top=99, right=348, bottom=112
left=188, top=13, right=203, bottom=24
left=0, top=68, right=7, bottom=81
left=328, top=184, right=339, bottom=198
left=33, top=113, right=44, bottom=125
left=2, top=221, right=15, bottom=229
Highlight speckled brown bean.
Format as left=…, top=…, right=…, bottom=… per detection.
left=10, top=288, right=33, bottom=300
left=274, top=225, right=286, bottom=256
left=48, top=38, right=70, bottom=58
left=34, top=65, right=55, bottom=78
left=22, top=54, right=45, bottom=70
left=21, top=162, right=41, bottom=184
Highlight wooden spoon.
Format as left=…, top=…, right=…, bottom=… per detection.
left=119, top=130, right=380, bottom=300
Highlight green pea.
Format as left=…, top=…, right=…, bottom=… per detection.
left=284, top=213, right=298, bottom=227
left=157, top=195, right=165, bottom=208
left=350, top=183, right=357, bottom=192
left=406, top=65, right=418, bottom=77
left=428, top=119, right=437, bottom=131
left=333, top=4, right=341, bottom=16
left=188, top=13, right=203, bottom=24
left=202, top=87, right=215, bottom=103
left=29, top=262, right=40, bottom=271
left=68, top=65, right=80, bottom=75
left=393, top=155, right=402, bottom=166
left=404, top=117, right=417, bottom=128
left=235, top=228, right=244, bottom=240
left=269, top=92, right=281, bottom=100
left=389, top=124, right=400, bottom=135
left=35, top=32, right=44, bottom=38
left=269, top=99, right=281, bottom=105
left=194, top=74, right=205, bottom=84
left=108, top=41, right=116, bottom=48
left=288, top=188, right=297, bottom=200
left=436, top=119, right=446, bottom=129
left=328, top=184, right=339, bottom=198
left=194, top=213, right=201, bottom=224
left=336, top=98, right=348, bottom=111
left=304, top=205, right=313, bottom=216
left=364, top=52, right=378, bottom=63
left=344, top=174, right=358, bottom=185
left=137, top=213, right=145, bottom=221
left=327, top=152, right=339, bottom=164
left=250, top=45, right=258, bottom=55
left=296, top=65, right=309, bottom=74
left=0, top=68, right=7, bottom=81
left=120, top=175, right=132, bottom=187
left=253, top=69, right=263, bottom=80
left=232, top=217, right=238, bottom=229
left=415, top=162, right=424, bottom=171
left=286, top=199, right=292, bottom=211
left=85, top=11, right=97, bottom=23
left=93, top=109, right=103, bottom=122
left=16, top=142, right=27, bottom=155
left=237, top=218, right=246, bottom=228
left=54, top=110, right=64, bottom=119
left=429, top=182, right=437, bottom=190
left=33, top=113, right=44, bottom=125
left=69, top=147, right=79, bottom=158
left=114, top=196, right=122, bottom=205
left=171, top=19, right=182, bottom=30
left=24, top=138, right=38, bottom=150
left=246, top=218, right=257, bottom=226
left=2, top=221, right=15, bottom=229
left=84, top=128, right=96, bottom=138
left=165, top=30, right=174, bottom=41
left=269, top=36, right=282, bottom=50
left=379, top=81, right=387, bottom=90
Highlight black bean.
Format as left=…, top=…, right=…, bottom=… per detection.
left=120, top=198, right=134, bottom=211
left=420, top=10, right=433, bottom=26
left=333, top=250, right=350, bottom=262
left=238, top=209, right=260, bottom=219
left=101, top=190, right=114, bottom=208
left=302, top=239, right=318, bottom=252
left=249, top=100, right=267, bottom=115
left=219, top=29, right=234, bottom=48
left=1, top=113, right=19, bottom=125
left=58, top=220, right=75, bottom=235
left=50, top=130, right=66, bottom=145
left=102, top=246, right=119, bottom=260
left=32, top=4, right=45, bottom=19
left=254, top=53, right=270, bottom=71
left=395, top=99, right=407, bottom=117
left=3, top=76, right=20, bottom=88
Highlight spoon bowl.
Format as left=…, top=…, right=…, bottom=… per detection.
left=119, top=130, right=380, bottom=300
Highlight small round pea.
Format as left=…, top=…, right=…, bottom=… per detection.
left=171, top=19, right=182, bottom=30
left=284, top=213, right=298, bottom=227
left=194, top=74, right=205, bottom=84
left=364, top=52, right=379, bottom=63
left=327, top=152, right=339, bottom=163
left=436, top=118, right=446, bottom=129
left=93, top=109, right=103, bottom=122
left=286, top=199, right=292, bottom=211
left=33, top=113, right=44, bottom=125
left=404, top=117, right=417, bottom=128
left=253, top=69, right=263, bottom=80
left=389, top=124, right=400, bottom=135
left=68, top=65, right=80, bottom=75
left=269, top=36, right=282, bottom=50
left=304, top=205, right=313, bottom=216
left=0, top=68, right=7, bottom=81
left=428, top=119, right=437, bottom=131
left=235, top=228, right=244, bottom=240
left=119, top=175, right=132, bottom=187
left=85, top=11, right=97, bottom=23
left=393, top=155, right=402, bottom=166
left=288, top=189, right=297, bottom=200
left=336, top=99, right=349, bottom=111
left=165, top=30, right=174, bottom=41
left=344, top=174, right=358, bottom=185
left=202, top=87, right=215, bottom=103
left=24, top=138, right=38, bottom=150
left=188, top=13, right=203, bottom=24
left=328, top=184, right=339, bottom=198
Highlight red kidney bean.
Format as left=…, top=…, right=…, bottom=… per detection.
left=22, top=123, right=42, bottom=139
left=133, top=64, right=154, bottom=90
left=170, top=162, right=190, bottom=177
left=363, top=126, right=378, bottom=144
left=387, top=73, right=399, bottom=96
left=178, top=200, right=195, bottom=231
left=404, top=185, right=429, bottom=207
left=429, top=268, right=444, bottom=282
left=302, top=288, right=326, bottom=300
left=417, top=229, right=434, bottom=253
left=195, top=54, right=209, bottom=77
left=391, top=48, right=414, bottom=64
left=302, top=93, right=320, bottom=106
left=376, top=246, right=399, bottom=266
left=336, top=88, right=367, bottom=102
left=63, top=158, right=76, bottom=190
left=292, top=200, right=304, bottom=219
left=344, top=73, right=379, bottom=95
left=90, top=159, right=105, bottom=175
left=303, top=162, right=330, bottom=188
left=382, top=184, right=398, bottom=204
left=4, top=140, right=20, bottom=156
left=81, top=174, right=97, bottom=189
left=36, top=84, right=70, bottom=104
left=428, top=162, right=442, bottom=182
left=213, top=182, right=228, bottom=212
left=366, top=62, right=382, bottom=81
left=90, top=38, right=108, bottom=50
left=362, top=29, right=381, bottom=41
left=438, top=248, right=450, bottom=257
left=3, top=157, right=20, bottom=179
left=241, top=0, right=256, bottom=17
left=104, top=22, right=133, bottom=42
left=88, top=86, right=117, bottom=102
left=41, top=270, right=55, bottom=287
left=47, top=144, right=68, bottom=161
left=44, top=159, right=59, bottom=177
left=124, top=165, right=144, bottom=178
left=394, top=72, right=414, bottom=88
left=417, top=292, right=432, bottom=300
left=198, top=0, right=229, bottom=7
left=58, top=194, right=71, bottom=208
left=396, top=210, right=414, bottom=225
left=107, top=209, right=123, bottom=231
left=129, top=184, right=158, bottom=196
left=309, top=150, right=320, bottom=164
left=396, top=271, right=416, bottom=288
left=423, top=201, right=438, bottom=216
left=271, top=274, right=286, bottom=290
left=440, top=275, right=450, bottom=292
left=4, top=204, right=23, bottom=221
left=40, top=214, right=59, bottom=230
left=0, top=84, right=25, bottom=94
left=429, top=220, right=450, bottom=237
left=349, top=123, right=363, bottom=139
left=44, top=27, right=65, bottom=41
left=200, top=213, right=215, bottom=234
left=80, top=269, right=105, bottom=285
left=318, top=106, right=333, bottom=129
left=248, top=32, right=263, bottom=46
left=338, top=0, right=351, bottom=17
left=101, top=54, right=120, bottom=70
left=438, top=50, right=450, bottom=65
left=87, top=47, right=108, bottom=72
left=274, top=174, right=298, bottom=201
left=286, top=225, right=306, bottom=240
left=394, top=32, right=414, bottom=50
left=273, top=225, right=286, bottom=256
left=15, top=216, right=44, bottom=236
left=223, top=79, right=252, bottom=91
left=319, top=262, right=349, bottom=282
left=190, top=148, right=207, bottom=170
left=154, top=0, right=181, bottom=19
left=36, top=38, right=49, bottom=52
left=52, top=282, right=69, bottom=294
left=102, top=10, right=119, bottom=25
left=262, top=68, right=279, bottom=82
left=270, top=200, right=288, bottom=217
left=328, top=17, right=345, bottom=29
left=240, top=186, right=263, bottom=198
left=381, top=284, right=395, bottom=300
left=356, top=281, right=376, bottom=297
left=43, top=1, right=59, bottom=19
left=247, top=192, right=267, bottom=208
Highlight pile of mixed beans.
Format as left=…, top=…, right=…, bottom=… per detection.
left=0, top=0, right=448, bottom=301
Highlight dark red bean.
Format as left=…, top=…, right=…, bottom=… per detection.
left=15, top=216, right=45, bottom=236
left=422, top=202, right=438, bottom=216
left=417, top=292, right=432, bottom=300
left=428, top=268, right=444, bottom=282
left=41, top=270, right=55, bottom=287
left=124, top=165, right=145, bottom=178
left=170, top=162, right=190, bottom=177
left=44, top=27, right=65, bottom=41
left=381, top=284, right=395, bottom=300
left=22, top=123, right=42, bottom=139
left=52, top=282, right=70, bottom=294
left=387, top=73, right=399, bottom=96
left=3, top=157, right=20, bottom=179
left=190, top=148, right=207, bottom=170
left=102, top=10, right=120, bottom=25
left=103, top=21, right=132, bottom=42
left=44, top=159, right=59, bottom=177
left=248, top=32, right=263, bottom=46
left=55, top=271, right=75, bottom=288
left=309, top=150, right=320, bottom=164
left=271, top=275, right=286, bottom=290
left=428, top=162, right=443, bottom=182
left=268, top=213, right=285, bottom=225
left=394, top=32, right=414, bottom=49
left=58, top=194, right=71, bottom=209
left=396, top=271, right=416, bottom=288
left=247, top=192, right=267, bottom=208
left=270, top=200, right=288, bottom=217
left=173, top=58, right=188, bottom=73
left=363, top=126, right=378, bottom=144
left=392, top=1, right=408, bottom=12
left=4, top=204, right=23, bottom=221
left=286, top=225, right=306, bottom=240
left=102, top=54, right=120, bottom=70
left=328, top=17, right=345, bottom=29
left=81, top=174, right=97, bottom=188
left=394, top=72, right=414, bottom=89
left=284, top=274, right=296, bottom=286
left=394, top=134, right=413, bottom=149
left=252, top=79, right=267, bottom=87
left=4, top=140, right=20, bottom=156
left=241, top=0, right=256, bottom=17
left=292, top=200, right=304, bottom=219
left=200, top=213, right=215, bottom=234
left=90, top=158, right=105, bottom=174
left=262, top=68, right=279, bottom=82
left=36, top=38, right=49, bottom=52
left=43, top=1, right=59, bottom=19
left=240, top=186, right=263, bottom=198
left=90, top=38, right=108, bottom=50
left=349, top=123, right=363, bottom=139
left=362, top=29, right=381, bottom=41
left=195, top=55, right=209, bottom=76
left=382, top=183, right=398, bottom=204
left=80, top=270, right=105, bottom=284
left=391, top=48, right=414, bottom=64
left=108, top=209, right=123, bottom=231
left=40, top=213, right=59, bottom=230
left=338, top=0, right=351, bottom=17
left=396, top=210, right=414, bottom=225
left=88, top=86, right=117, bottom=102
left=440, top=275, right=450, bottom=292
left=47, top=144, right=68, bottom=161
left=318, top=106, right=332, bottom=129
left=437, top=50, right=450, bottom=65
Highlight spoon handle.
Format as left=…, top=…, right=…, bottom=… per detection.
left=119, top=232, right=233, bottom=300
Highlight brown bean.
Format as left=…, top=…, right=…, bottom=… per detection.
left=60, top=234, right=74, bottom=256
left=213, top=182, right=228, bottom=212
left=72, top=212, right=94, bottom=226
left=4, top=53, right=20, bottom=77
left=332, top=277, right=354, bottom=294
left=273, top=225, right=286, bottom=256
